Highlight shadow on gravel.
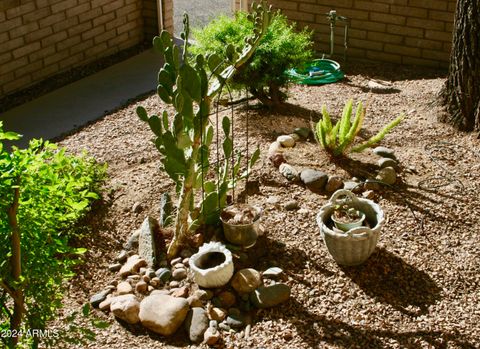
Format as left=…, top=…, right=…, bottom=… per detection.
left=341, top=248, right=441, bottom=316
left=279, top=299, right=476, bottom=349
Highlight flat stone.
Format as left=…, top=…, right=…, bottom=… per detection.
left=185, top=307, right=209, bottom=343
left=138, top=216, right=165, bottom=268
left=172, top=268, right=187, bottom=280
left=283, top=200, right=299, bottom=211
left=378, top=157, right=398, bottom=169
left=300, top=169, right=328, bottom=191
left=118, top=254, right=147, bottom=278
left=262, top=267, right=284, bottom=278
left=279, top=163, right=299, bottom=181
left=376, top=166, right=397, bottom=185
left=90, top=289, right=112, bottom=308
left=110, top=294, right=140, bottom=324
left=250, top=284, right=291, bottom=308
left=325, top=176, right=344, bottom=192
left=231, top=268, right=262, bottom=294
left=277, top=135, right=295, bottom=147
left=373, top=146, right=396, bottom=159
left=117, top=281, right=133, bottom=295
left=108, top=263, right=122, bottom=272
left=293, top=127, right=311, bottom=139
left=139, top=295, right=189, bottom=336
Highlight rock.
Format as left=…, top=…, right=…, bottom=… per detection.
left=171, top=286, right=189, bottom=298
left=364, top=179, right=381, bottom=191
left=110, top=294, right=140, bottom=324
left=117, top=281, right=133, bottom=295
left=90, top=289, right=113, bottom=308
left=277, top=135, right=295, bottom=147
left=325, top=176, right=344, bottom=192
left=159, top=192, right=173, bottom=227
left=363, top=190, right=376, bottom=200
left=268, top=141, right=284, bottom=157
left=187, top=296, right=203, bottom=307
left=182, top=258, right=190, bottom=266
left=217, top=291, right=236, bottom=308
left=204, top=326, right=221, bottom=345
left=269, top=153, right=286, bottom=168
left=169, top=280, right=180, bottom=288
left=218, top=322, right=230, bottom=331
left=142, top=275, right=150, bottom=283
left=150, top=277, right=160, bottom=288
left=151, top=289, right=170, bottom=296
left=194, top=289, right=213, bottom=301
left=185, top=307, right=209, bottom=343
left=300, top=169, right=328, bottom=191
left=368, top=79, right=394, bottom=91
left=132, top=202, right=143, bottom=213
left=138, top=216, right=165, bottom=268
left=99, top=297, right=112, bottom=311
left=376, top=166, right=397, bottom=185
left=293, top=127, right=311, bottom=139
left=172, top=268, right=187, bottom=280
left=127, top=275, right=140, bottom=282
left=283, top=200, right=299, bottom=211
left=139, top=295, right=189, bottom=336
left=124, top=230, right=140, bottom=251
left=226, top=313, right=244, bottom=329
left=250, top=284, right=291, bottom=308
left=170, top=257, right=182, bottom=266
left=231, top=268, right=262, bottom=294
left=373, top=146, right=396, bottom=159
left=378, top=157, right=398, bottom=169
left=279, top=163, right=299, bottom=181
left=263, top=267, right=284, bottom=278
left=135, top=281, right=148, bottom=294
left=344, top=181, right=362, bottom=192
left=116, top=250, right=128, bottom=263
left=208, top=307, right=227, bottom=322
left=266, top=196, right=280, bottom=205
left=289, top=133, right=300, bottom=141
left=139, top=267, right=147, bottom=275
left=173, top=263, right=184, bottom=269
left=108, top=263, right=122, bottom=272
left=118, top=255, right=147, bottom=277
left=155, top=268, right=172, bottom=283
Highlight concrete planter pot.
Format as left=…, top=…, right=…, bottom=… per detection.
left=220, top=204, right=262, bottom=248
left=189, top=242, right=234, bottom=288
left=316, top=189, right=384, bottom=266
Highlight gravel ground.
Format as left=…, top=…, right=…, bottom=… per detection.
left=55, top=61, right=480, bottom=349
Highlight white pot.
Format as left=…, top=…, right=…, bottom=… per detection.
left=189, top=242, right=234, bottom=288
left=317, top=189, right=385, bottom=266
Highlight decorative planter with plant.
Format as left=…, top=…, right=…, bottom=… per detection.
left=137, top=4, right=272, bottom=259
left=316, top=189, right=384, bottom=266
left=220, top=204, right=262, bottom=248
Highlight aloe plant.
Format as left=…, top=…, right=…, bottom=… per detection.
left=137, top=3, right=271, bottom=259
left=314, top=100, right=403, bottom=156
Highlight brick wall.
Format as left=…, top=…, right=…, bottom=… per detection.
left=0, top=0, right=160, bottom=97
left=232, top=0, right=455, bottom=68
left=163, top=0, right=173, bottom=33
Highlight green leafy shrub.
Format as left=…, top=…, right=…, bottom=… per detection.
left=191, top=10, right=313, bottom=107
left=0, top=122, right=106, bottom=348
left=314, top=100, right=403, bottom=156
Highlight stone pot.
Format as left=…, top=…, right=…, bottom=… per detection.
left=189, top=242, right=234, bottom=288
left=316, top=189, right=384, bottom=266
left=220, top=204, right=261, bottom=248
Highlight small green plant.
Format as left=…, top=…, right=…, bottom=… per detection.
left=332, top=203, right=362, bottom=224
left=314, top=100, right=403, bottom=156
left=0, top=122, right=106, bottom=348
left=191, top=10, right=313, bottom=107
left=137, top=4, right=271, bottom=259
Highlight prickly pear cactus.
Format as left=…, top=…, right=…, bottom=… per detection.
left=137, top=2, right=271, bottom=259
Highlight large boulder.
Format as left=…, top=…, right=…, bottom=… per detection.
left=110, top=294, right=140, bottom=324
left=139, top=294, right=189, bottom=336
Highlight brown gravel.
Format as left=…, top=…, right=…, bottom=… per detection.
left=56, top=61, right=480, bottom=349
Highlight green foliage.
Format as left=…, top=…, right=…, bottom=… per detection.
left=191, top=10, right=313, bottom=106
left=138, top=6, right=270, bottom=259
left=0, top=122, right=106, bottom=348
left=314, top=100, right=403, bottom=156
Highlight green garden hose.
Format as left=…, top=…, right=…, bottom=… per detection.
left=287, top=59, right=344, bottom=85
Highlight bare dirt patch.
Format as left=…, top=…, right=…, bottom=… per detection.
left=57, top=62, right=480, bottom=348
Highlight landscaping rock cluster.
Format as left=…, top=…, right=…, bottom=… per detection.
left=268, top=129, right=401, bottom=197
left=90, top=217, right=290, bottom=345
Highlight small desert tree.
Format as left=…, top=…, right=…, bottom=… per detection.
left=441, top=0, right=480, bottom=132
